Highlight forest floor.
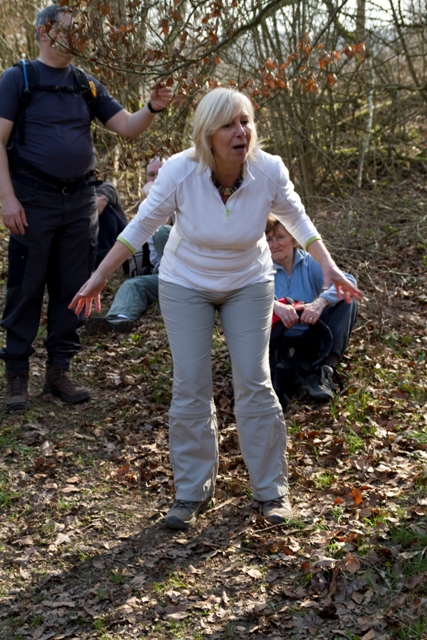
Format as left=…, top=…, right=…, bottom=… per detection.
left=0, top=180, right=426, bottom=640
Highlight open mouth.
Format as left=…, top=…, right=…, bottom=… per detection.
left=233, top=144, right=246, bottom=150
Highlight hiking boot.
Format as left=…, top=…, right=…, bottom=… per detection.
left=85, top=316, right=135, bottom=336
left=43, top=365, right=91, bottom=404
left=260, top=495, right=293, bottom=524
left=4, top=373, right=30, bottom=412
left=302, top=364, right=335, bottom=401
left=165, top=497, right=212, bottom=530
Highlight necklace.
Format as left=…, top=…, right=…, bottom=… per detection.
left=212, top=172, right=243, bottom=196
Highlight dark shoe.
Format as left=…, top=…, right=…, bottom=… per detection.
left=272, top=361, right=296, bottom=409
left=165, top=497, right=212, bottom=530
left=85, top=316, right=135, bottom=335
left=43, top=365, right=90, bottom=404
left=4, top=373, right=29, bottom=412
left=260, top=495, right=293, bottom=524
left=302, top=364, right=335, bottom=401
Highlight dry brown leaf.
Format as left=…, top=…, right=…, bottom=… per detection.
left=265, top=570, right=279, bottom=583
left=165, top=611, right=189, bottom=621
left=301, top=560, right=313, bottom=573
left=32, top=627, right=46, bottom=640
left=343, top=554, right=361, bottom=574
left=18, top=567, right=31, bottom=580
left=61, top=485, right=80, bottom=494
left=350, top=487, right=363, bottom=505
left=246, top=568, right=262, bottom=579
left=403, top=572, right=427, bottom=590
left=386, top=594, right=406, bottom=612
left=40, top=440, right=54, bottom=456
left=54, top=533, right=72, bottom=545
left=351, top=591, right=364, bottom=604
left=185, top=564, right=200, bottom=574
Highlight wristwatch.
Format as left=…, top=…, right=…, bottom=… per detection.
left=147, top=100, right=165, bottom=114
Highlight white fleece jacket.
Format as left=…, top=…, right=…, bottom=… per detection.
left=118, top=148, right=321, bottom=292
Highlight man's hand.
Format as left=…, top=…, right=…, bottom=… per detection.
left=105, top=79, right=173, bottom=139
left=96, top=195, right=108, bottom=216
left=299, top=297, right=329, bottom=325
left=142, top=181, right=154, bottom=197
left=1, top=195, right=28, bottom=234
left=149, top=81, right=173, bottom=112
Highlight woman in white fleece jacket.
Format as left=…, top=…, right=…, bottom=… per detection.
left=70, top=88, right=361, bottom=530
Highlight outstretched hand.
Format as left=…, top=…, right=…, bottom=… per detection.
left=306, top=239, right=362, bottom=304
left=322, top=264, right=362, bottom=303
left=68, top=271, right=108, bottom=317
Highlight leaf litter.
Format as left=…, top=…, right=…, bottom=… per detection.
left=0, top=187, right=427, bottom=639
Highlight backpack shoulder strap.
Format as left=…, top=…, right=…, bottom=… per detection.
left=71, top=65, right=97, bottom=121
left=13, top=60, right=38, bottom=103
left=11, top=60, right=39, bottom=145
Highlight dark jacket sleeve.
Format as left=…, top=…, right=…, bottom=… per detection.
left=95, top=181, right=127, bottom=222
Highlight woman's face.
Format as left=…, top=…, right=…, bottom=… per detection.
left=209, top=111, right=252, bottom=171
left=266, top=224, right=295, bottom=265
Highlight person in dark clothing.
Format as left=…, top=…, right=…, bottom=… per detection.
left=95, top=181, right=128, bottom=266
left=86, top=158, right=170, bottom=334
left=0, top=4, right=172, bottom=412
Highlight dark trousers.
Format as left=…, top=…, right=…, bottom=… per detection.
left=0, top=180, right=98, bottom=375
left=320, top=299, right=358, bottom=359
left=271, top=299, right=358, bottom=366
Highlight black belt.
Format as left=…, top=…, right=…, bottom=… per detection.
left=11, top=173, right=101, bottom=195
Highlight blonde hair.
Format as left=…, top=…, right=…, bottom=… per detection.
left=191, top=88, right=261, bottom=172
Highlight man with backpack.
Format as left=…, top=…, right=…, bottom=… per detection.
left=0, top=4, right=172, bottom=411
left=266, top=214, right=358, bottom=407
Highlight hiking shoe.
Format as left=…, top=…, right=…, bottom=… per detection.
left=4, top=373, right=30, bottom=412
left=302, top=364, right=335, bottom=401
left=43, top=365, right=91, bottom=404
left=85, top=316, right=135, bottom=335
left=260, top=495, right=293, bottom=524
left=165, top=497, right=212, bottom=530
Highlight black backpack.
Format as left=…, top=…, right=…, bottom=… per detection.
left=7, top=59, right=99, bottom=185
left=10, top=59, right=97, bottom=147
left=126, top=243, right=153, bottom=278
left=269, top=306, right=334, bottom=408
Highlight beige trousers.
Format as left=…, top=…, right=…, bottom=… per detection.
left=159, top=280, right=289, bottom=502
